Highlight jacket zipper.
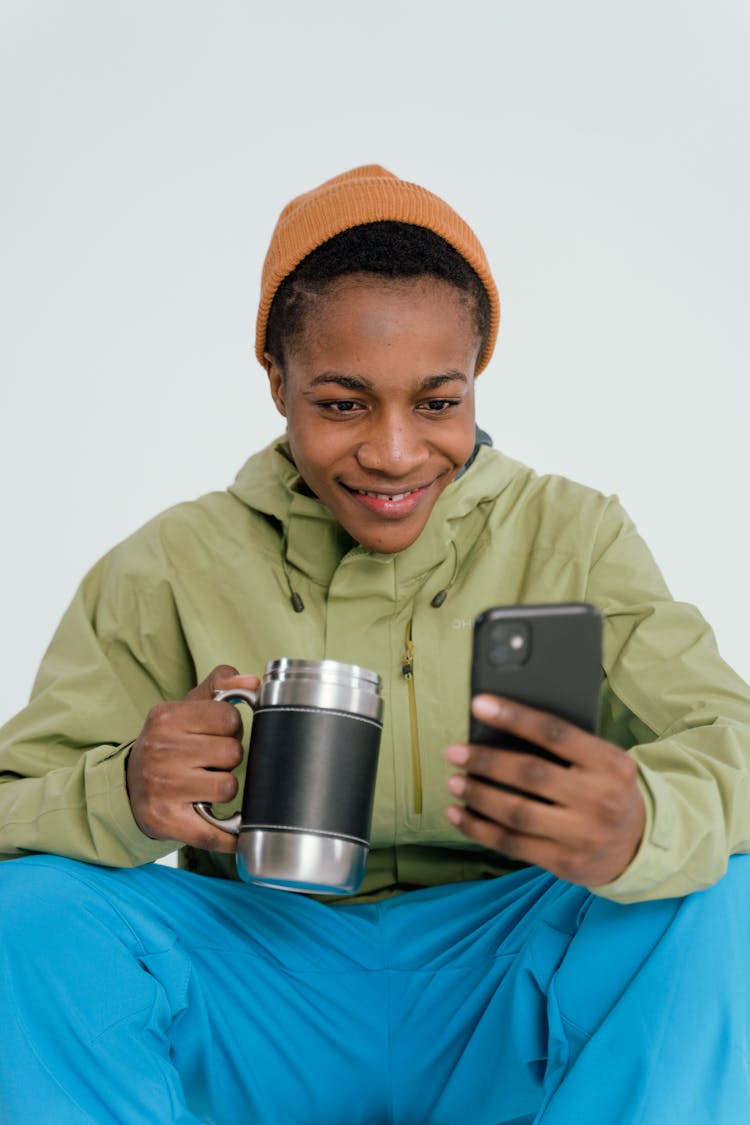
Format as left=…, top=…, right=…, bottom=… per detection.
left=401, top=620, right=423, bottom=815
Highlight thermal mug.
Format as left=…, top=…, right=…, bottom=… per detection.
left=194, top=658, right=383, bottom=894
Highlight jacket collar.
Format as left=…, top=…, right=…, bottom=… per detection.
left=228, top=436, right=520, bottom=599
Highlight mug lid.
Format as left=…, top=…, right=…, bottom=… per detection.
left=264, top=657, right=382, bottom=690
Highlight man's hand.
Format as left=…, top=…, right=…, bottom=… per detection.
left=126, top=665, right=260, bottom=852
left=444, top=694, right=646, bottom=887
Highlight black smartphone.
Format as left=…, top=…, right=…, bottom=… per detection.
left=470, top=602, right=602, bottom=762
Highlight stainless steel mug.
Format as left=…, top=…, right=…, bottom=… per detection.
left=194, top=658, right=384, bottom=894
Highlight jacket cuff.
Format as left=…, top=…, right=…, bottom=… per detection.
left=86, top=742, right=182, bottom=866
left=587, top=764, right=676, bottom=903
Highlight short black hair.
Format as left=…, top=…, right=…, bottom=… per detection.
left=265, top=221, right=491, bottom=366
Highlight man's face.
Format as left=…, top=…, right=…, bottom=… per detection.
left=265, top=275, right=480, bottom=554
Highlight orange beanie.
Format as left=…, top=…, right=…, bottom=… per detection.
left=255, top=164, right=500, bottom=375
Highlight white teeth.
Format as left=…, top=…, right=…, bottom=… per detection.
left=357, top=489, right=413, bottom=501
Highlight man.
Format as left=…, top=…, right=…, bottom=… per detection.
left=2, top=165, right=750, bottom=1124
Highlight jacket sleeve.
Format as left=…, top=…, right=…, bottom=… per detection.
left=584, top=499, right=750, bottom=903
left=0, top=540, right=193, bottom=866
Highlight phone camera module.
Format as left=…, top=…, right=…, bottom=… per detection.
left=488, top=621, right=530, bottom=667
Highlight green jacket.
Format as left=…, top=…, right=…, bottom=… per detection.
left=2, top=438, right=750, bottom=904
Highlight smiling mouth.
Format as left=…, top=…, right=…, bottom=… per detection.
left=337, top=480, right=437, bottom=519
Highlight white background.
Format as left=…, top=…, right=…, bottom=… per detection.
left=1, top=0, right=748, bottom=722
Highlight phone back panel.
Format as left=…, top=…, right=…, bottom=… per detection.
left=470, top=603, right=602, bottom=757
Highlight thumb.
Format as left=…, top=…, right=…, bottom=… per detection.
left=186, top=664, right=261, bottom=702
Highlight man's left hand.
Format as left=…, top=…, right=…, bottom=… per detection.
left=444, top=694, right=646, bottom=887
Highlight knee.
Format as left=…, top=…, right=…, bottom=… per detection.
left=0, top=855, right=102, bottom=941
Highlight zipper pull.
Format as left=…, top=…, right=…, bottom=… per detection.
left=402, top=636, right=415, bottom=679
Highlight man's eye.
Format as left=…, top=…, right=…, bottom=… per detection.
left=320, top=400, right=361, bottom=413
left=421, top=399, right=458, bottom=412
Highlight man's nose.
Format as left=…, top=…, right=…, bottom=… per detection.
left=355, top=415, right=430, bottom=476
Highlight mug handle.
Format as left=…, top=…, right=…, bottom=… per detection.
left=193, top=687, right=259, bottom=836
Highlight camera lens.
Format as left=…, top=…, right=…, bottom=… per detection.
left=487, top=620, right=530, bottom=667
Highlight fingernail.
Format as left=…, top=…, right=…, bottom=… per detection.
left=445, top=805, right=462, bottom=826
left=447, top=775, right=466, bottom=797
left=472, top=694, right=506, bottom=720
left=444, top=744, right=469, bottom=766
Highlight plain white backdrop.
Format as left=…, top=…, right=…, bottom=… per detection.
left=1, top=0, right=748, bottom=722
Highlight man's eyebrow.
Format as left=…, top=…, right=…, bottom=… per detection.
left=306, top=371, right=469, bottom=392
left=308, top=372, right=374, bottom=391
left=420, top=372, right=469, bottom=390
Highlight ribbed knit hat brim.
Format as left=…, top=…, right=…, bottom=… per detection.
left=256, top=165, right=499, bottom=375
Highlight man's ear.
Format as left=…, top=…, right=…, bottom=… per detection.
left=264, top=353, right=287, bottom=417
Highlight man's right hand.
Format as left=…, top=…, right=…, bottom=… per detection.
left=126, top=665, right=260, bottom=852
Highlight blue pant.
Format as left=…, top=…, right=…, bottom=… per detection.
left=1, top=855, right=749, bottom=1124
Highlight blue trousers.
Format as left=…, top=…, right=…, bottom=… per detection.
left=1, top=855, right=749, bottom=1124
